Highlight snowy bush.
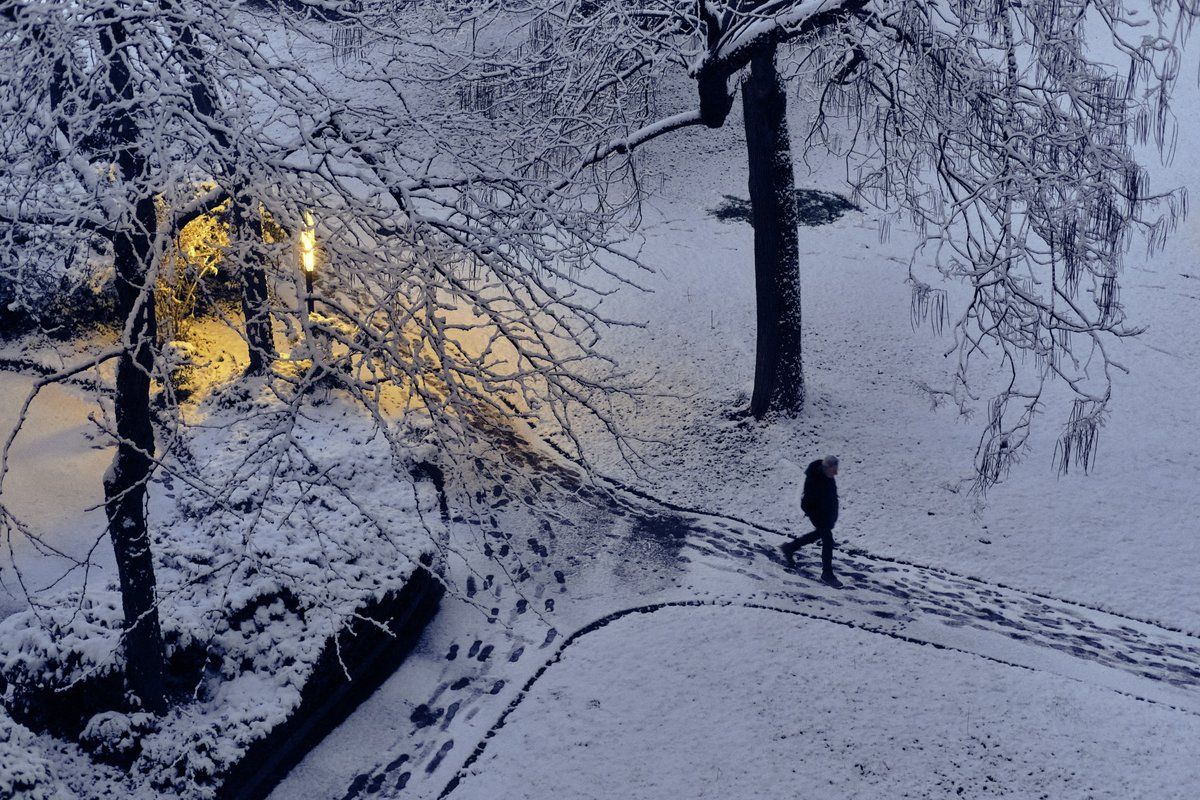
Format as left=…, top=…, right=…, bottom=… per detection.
left=0, top=594, right=123, bottom=686
left=79, top=710, right=158, bottom=767
left=0, top=234, right=117, bottom=339
left=0, top=594, right=126, bottom=736
left=0, top=712, right=69, bottom=800
left=143, top=722, right=228, bottom=799
left=162, top=339, right=199, bottom=395
left=0, top=574, right=428, bottom=798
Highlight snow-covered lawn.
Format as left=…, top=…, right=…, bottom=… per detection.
left=276, top=85, right=1200, bottom=800
left=0, top=372, right=113, bottom=619
left=451, top=606, right=1200, bottom=800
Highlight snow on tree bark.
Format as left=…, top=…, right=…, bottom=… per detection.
left=99, top=16, right=168, bottom=714
left=743, top=45, right=805, bottom=418
left=231, top=197, right=276, bottom=376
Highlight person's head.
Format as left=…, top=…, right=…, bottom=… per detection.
left=822, top=455, right=839, bottom=478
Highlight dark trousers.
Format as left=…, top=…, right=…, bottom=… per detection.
left=794, top=527, right=834, bottom=574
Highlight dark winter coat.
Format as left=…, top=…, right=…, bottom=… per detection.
left=801, top=459, right=838, bottom=530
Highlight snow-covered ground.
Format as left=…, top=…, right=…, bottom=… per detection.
left=451, top=606, right=1200, bottom=800
left=591, top=113, right=1200, bottom=633
left=270, top=75, right=1200, bottom=800
left=5, top=27, right=1200, bottom=800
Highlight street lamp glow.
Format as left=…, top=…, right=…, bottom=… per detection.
left=299, top=210, right=316, bottom=274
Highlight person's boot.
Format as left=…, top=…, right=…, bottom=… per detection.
left=779, top=541, right=798, bottom=564
left=821, top=571, right=842, bottom=588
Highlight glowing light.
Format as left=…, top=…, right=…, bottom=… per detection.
left=299, top=210, right=316, bottom=274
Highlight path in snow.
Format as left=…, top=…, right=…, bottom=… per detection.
left=684, top=514, right=1200, bottom=714
left=275, top=451, right=1200, bottom=800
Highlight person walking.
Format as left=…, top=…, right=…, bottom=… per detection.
left=780, top=455, right=842, bottom=587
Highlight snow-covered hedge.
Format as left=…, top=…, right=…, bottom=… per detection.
left=0, top=710, right=70, bottom=800
left=0, top=593, right=126, bottom=741
left=0, top=573, right=439, bottom=799
left=0, top=380, right=445, bottom=798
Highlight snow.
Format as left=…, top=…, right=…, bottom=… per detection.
left=582, top=116, right=1200, bottom=632
left=271, top=61, right=1200, bottom=800
left=450, top=606, right=1200, bottom=800
left=4, top=10, right=1200, bottom=800
left=0, top=370, right=114, bottom=618
left=0, top=712, right=71, bottom=800
left=0, top=336, right=438, bottom=798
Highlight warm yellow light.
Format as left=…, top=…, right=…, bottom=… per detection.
left=299, top=210, right=316, bottom=274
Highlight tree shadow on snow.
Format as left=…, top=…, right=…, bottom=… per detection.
left=711, top=189, right=859, bottom=227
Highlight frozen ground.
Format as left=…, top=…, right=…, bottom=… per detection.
left=275, top=432, right=1200, bottom=800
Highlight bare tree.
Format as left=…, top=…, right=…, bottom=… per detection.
left=573, top=0, right=1196, bottom=484
left=0, top=0, right=690, bottom=713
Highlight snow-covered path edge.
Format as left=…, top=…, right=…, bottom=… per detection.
left=576, top=465, right=1200, bottom=713
left=436, top=590, right=1200, bottom=800
left=295, top=445, right=1200, bottom=800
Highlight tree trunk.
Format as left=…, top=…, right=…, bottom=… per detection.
left=241, top=260, right=275, bottom=376
left=100, top=17, right=167, bottom=714
left=105, top=196, right=168, bottom=714
left=178, top=11, right=276, bottom=375
left=232, top=200, right=276, bottom=375
left=743, top=45, right=804, bottom=418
